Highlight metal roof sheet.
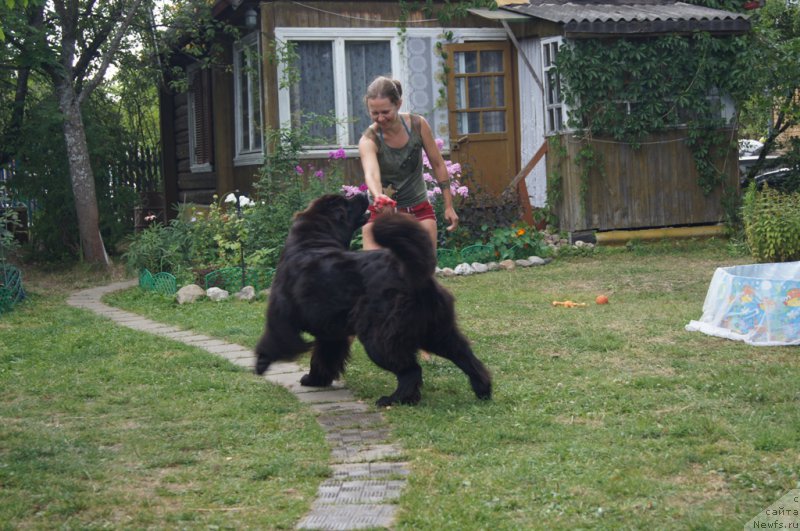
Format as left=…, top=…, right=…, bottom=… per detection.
left=502, top=1, right=751, bottom=36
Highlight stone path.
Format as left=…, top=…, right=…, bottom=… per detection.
left=67, top=280, right=409, bottom=530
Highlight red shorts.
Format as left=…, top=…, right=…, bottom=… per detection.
left=367, top=200, right=435, bottom=223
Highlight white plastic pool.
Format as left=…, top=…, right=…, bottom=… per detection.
left=686, top=261, right=800, bottom=346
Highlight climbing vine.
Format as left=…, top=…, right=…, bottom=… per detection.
left=555, top=20, right=756, bottom=194
left=396, top=1, right=496, bottom=110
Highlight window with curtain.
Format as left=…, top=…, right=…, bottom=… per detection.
left=234, top=33, right=263, bottom=165
left=345, top=41, right=392, bottom=144
left=187, top=65, right=213, bottom=172
left=278, top=31, right=398, bottom=150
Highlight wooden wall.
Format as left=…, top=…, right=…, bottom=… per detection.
left=547, top=128, right=740, bottom=233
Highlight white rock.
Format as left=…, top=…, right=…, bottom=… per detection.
left=575, top=240, right=586, bottom=248
left=440, top=267, right=456, bottom=277
left=471, top=262, right=489, bottom=273
left=206, top=287, right=230, bottom=301
left=515, top=259, right=533, bottom=267
left=176, top=284, right=205, bottom=304
left=499, top=260, right=516, bottom=270
left=454, top=263, right=475, bottom=276
left=527, top=256, right=546, bottom=266
left=236, top=286, right=257, bottom=301
left=486, top=262, right=500, bottom=271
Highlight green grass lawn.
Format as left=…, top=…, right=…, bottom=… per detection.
left=3, top=239, right=799, bottom=529
left=0, top=269, right=328, bottom=529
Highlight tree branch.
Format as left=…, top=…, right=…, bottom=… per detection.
left=78, top=0, right=147, bottom=104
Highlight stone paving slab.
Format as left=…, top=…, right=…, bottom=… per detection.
left=331, top=443, right=404, bottom=464
left=204, top=343, right=250, bottom=355
left=229, top=357, right=255, bottom=369
left=316, top=412, right=385, bottom=431
left=295, top=389, right=355, bottom=403
left=263, top=361, right=303, bottom=375
left=181, top=338, right=229, bottom=348
left=329, top=462, right=410, bottom=480
left=263, top=371, right=346, bottom=393
left=218, top=349, right=256, bottom=361
left=316, top=480, right=406, bottom=504
left=296, top=504, right=397, bottom=530
left=310, top=401, right=371, bottom=414
left=178, top=334, right=216, bottom=344
left=326, top=428, right=392, bottom=447
left=157, top=330, right=198, bottom=339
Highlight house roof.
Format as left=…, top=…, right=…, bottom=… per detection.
left=500, top=0, right=751, bottom=37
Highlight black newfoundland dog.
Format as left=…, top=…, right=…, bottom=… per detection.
left=254, top=193, right=491, bottom=407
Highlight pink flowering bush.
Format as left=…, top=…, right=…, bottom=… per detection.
left=423, top=139, right=470, bottom=203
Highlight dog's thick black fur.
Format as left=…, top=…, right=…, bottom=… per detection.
left=254, top=193, right=492, bottom=407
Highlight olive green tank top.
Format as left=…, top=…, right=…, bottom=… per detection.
left=364, top=113, right=428, bottom=208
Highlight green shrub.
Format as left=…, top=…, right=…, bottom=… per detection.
left=483, top=224, right=550, bottom=261
left=742, top=183, right=800, bottom=262
left=123, top=118, right=347, bottom=281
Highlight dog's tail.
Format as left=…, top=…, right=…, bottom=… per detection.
left=372, top=212, right=437, bottom=281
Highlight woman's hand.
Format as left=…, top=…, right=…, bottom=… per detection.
left=372, top=194, right=397, bottom=212
left=444, top=206, right=459, bottom=231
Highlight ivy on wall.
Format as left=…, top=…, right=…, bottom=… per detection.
left=555, top=27, right=755, bottom=194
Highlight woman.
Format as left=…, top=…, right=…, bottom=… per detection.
left=359, top=76, right=458, bottom=250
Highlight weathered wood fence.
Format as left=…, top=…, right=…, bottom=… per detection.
left=547, top=129, right=739, bottom=233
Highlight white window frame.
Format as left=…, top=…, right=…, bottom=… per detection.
left=187, top=64, right=213, bottom=173
left=541, top=36, right=567, bottom=136
left=275, top=28, right=403, bottom=154
left=234, top=32, right=264, bottom=166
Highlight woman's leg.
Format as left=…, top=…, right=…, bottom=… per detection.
left=419, top=218, right=438, bottom=250
left=361, top=221, right=380, bottom=250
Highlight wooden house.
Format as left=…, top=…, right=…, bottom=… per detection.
left=159, top=0, right=751, bottom=235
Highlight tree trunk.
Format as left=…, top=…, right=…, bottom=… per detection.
left=58, top=83, right=109, bottom=267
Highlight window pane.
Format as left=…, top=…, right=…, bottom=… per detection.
left=346, top=41, right=391, bottom=144
left=455, top=78, right=467, bottom=109
left=239, top=50, right=250, bottom=151
left=480, top=51, right=503, bottom=73
left=468, top=77, right=491, bottom=108
left=483, top=111, right=505, bottom=133
left=493, top=77, right=504, bottom=107
left=456, top=111, right=480, bottom=134
left=250, top=61, right=262, bottom=150
left=454, top=51, right=477, bottom=74
left=290, top=41, right=336, bottom=143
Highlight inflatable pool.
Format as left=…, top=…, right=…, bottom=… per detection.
left=686, top=261, right=800, bottom=346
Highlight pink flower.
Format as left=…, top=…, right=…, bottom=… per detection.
left=328, top=148, right=347, bottom=160
left=423, top=172, right=434, bottom=183
left=341, top=185, right=364, bottom=198
left=295, top=165, right=304, bottom=174
left=456, top=185, right=469, bottom=198
left=435, top=138, right=445, bottom=150
left=314, top=170, right=325, bottom=179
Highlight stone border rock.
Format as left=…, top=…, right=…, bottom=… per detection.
left=67, top=280, right=407, bottom=530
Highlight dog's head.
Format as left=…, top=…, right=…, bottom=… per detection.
left=294, top=193, right=370, bottom=248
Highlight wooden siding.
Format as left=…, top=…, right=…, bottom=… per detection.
left=547, top=129, right=739, bottom=233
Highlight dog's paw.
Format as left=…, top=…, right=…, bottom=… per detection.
left=254, top=359, right=270, bottom=375
left=375, top=396, right=389, bottom=407
left=473, top=381, right=492, bottom=400
left=376, top=392, right=420, bottom=407
left=300, top=373, right=332, bottom=387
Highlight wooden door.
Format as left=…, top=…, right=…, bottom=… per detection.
left=445, top=41, right=517, bottom=195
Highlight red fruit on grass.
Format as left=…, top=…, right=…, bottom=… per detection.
left=595, top=295, right=609, bottom=305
